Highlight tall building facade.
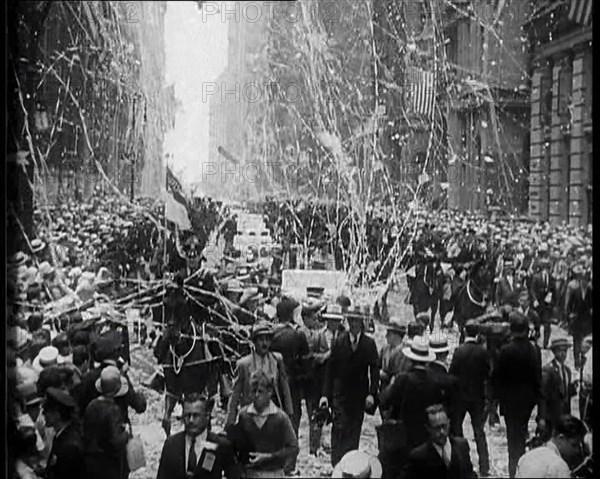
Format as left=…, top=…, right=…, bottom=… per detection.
left=444, top=0, right=532, bottom=213
left=526, top=0, right=592, bottom=225
left=207, top=2, right=270, bottom=199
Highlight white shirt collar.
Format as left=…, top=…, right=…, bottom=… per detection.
left=350, top=332, right=361, bottom=344
left=186, top=429, right=208, bottom=444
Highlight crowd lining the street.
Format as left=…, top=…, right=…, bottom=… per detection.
left=6, top=192, right=594, bottom=479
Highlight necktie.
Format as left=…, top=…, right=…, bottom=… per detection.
left=187, top=436, right=197, bottom=473
left=442, top=446, right=451, bottom=468
left=562, top=365, right=568, bottom=398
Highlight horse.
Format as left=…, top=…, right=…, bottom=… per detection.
left=151, top=280, right=252, bottom=436
left=152, top=285, right=225, bottom=436
left=450, top=260, right=495, bottom=342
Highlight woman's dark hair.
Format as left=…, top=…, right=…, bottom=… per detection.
left=37, top=366, right=74, bottom=395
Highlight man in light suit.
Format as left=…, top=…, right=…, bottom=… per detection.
left=225, top=321, right=293, bottom=427
left=157, top=393, right=239, bottom=479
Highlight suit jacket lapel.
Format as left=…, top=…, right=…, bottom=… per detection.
left=428, top=441, right=446, bottom=470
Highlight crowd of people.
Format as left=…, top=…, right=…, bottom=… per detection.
left=6, top=191, right=595, bottom=479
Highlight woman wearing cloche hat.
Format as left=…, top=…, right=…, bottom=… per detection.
left=83, top=365, right=130, bottom=479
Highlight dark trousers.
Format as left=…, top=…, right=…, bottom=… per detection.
left=455, top=400, right=490, bottom=474
left=504, top=405, right=534, bottom=478
left=331, top=394, right=364, bottom=467
left=305, top=395, right=323, bottom=454
left=285, top=382, right=303, bottom=472
left=535, top=305, right=552, bottom=349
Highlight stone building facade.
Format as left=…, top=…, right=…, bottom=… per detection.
left=527, top=0, right=592, bottom=225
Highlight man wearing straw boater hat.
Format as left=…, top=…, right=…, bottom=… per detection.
left=320, top=306, right=379, bottom=468
left=427, top=334, right=459, bottom=435
left=379, top=336, right=442, bottom=477
left=540, top=336, right=577, bottom=436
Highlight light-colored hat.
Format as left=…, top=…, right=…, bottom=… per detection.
left=30, top=239, right=46, bottom=254
left=550, top=336, right=572, bottom=350
left=429, top=334, right=450, bottom=354
left=8, top=252, right=29, bottom=268
left=251, top=320, right=274, bottom=340
left=32, top=346, right=59, bottom=371
left=402, top=336, right=436, bottom=363
left=332, top=450, right=382, bottom=479
left=95, top=365, right=129, bottom=398
left=322, top=304, right=344, bottom=321
left=386, top=318, right=407, bottom=334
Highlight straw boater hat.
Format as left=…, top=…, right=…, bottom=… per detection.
left=8, top=252, right=29, bottom=268
left=32, top=346, right=59, bottom=371
left=550, top=336, right=572, bottom=351
left=95, top=365, right=129, bottom=398
left=403, top=336, right=436, bottom=362
left=322, top=304, right=344, bottom=322
left=251, top=320, right=274, bottom=340
left=429, top=335, right=450, bottom=354
left=332, top=450, right=382, bottom=479
left=386, top=318, right=407, bottom=335
left=30, top=239, right=46, bottom=254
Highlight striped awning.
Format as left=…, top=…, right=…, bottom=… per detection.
left=568, top=0, right=593, bottom=26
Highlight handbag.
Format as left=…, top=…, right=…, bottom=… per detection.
left=126, top=424, right=146, bottom=472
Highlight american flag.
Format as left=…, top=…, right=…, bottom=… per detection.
left=568, top=0, right=593, bottom=26
left=404, top=66, right=435, bottom=118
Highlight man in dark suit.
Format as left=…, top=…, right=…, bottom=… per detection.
left=43, top=387, right=84, bottom=479
left=157, top=393, right=239, bottom=479
left=320, top=309, right=379, bottom=467
left=379, top=337, right=443, bottom=478
left=401, top=404, right=476, bottom=479
left=495, top=260, right=521, bottom=308
left=565, top=266, right=592, bottom=369
left=541, top=336, right=577, bottom=435
left=426, top=335, right=459, bottom=436
left=516, top=290, right=541, bottom=344
left=449, top=319, right=491, bottom=477
left=492, top=312, right=547, bottom=477
left=529, top=255, right=555, bottom=349
left=270, top=297, right=310, bottom=474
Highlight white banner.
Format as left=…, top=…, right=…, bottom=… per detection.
left=163, top=191, right=192, bottom=231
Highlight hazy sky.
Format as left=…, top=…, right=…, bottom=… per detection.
left=164, top=1, right=228, bottom=185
